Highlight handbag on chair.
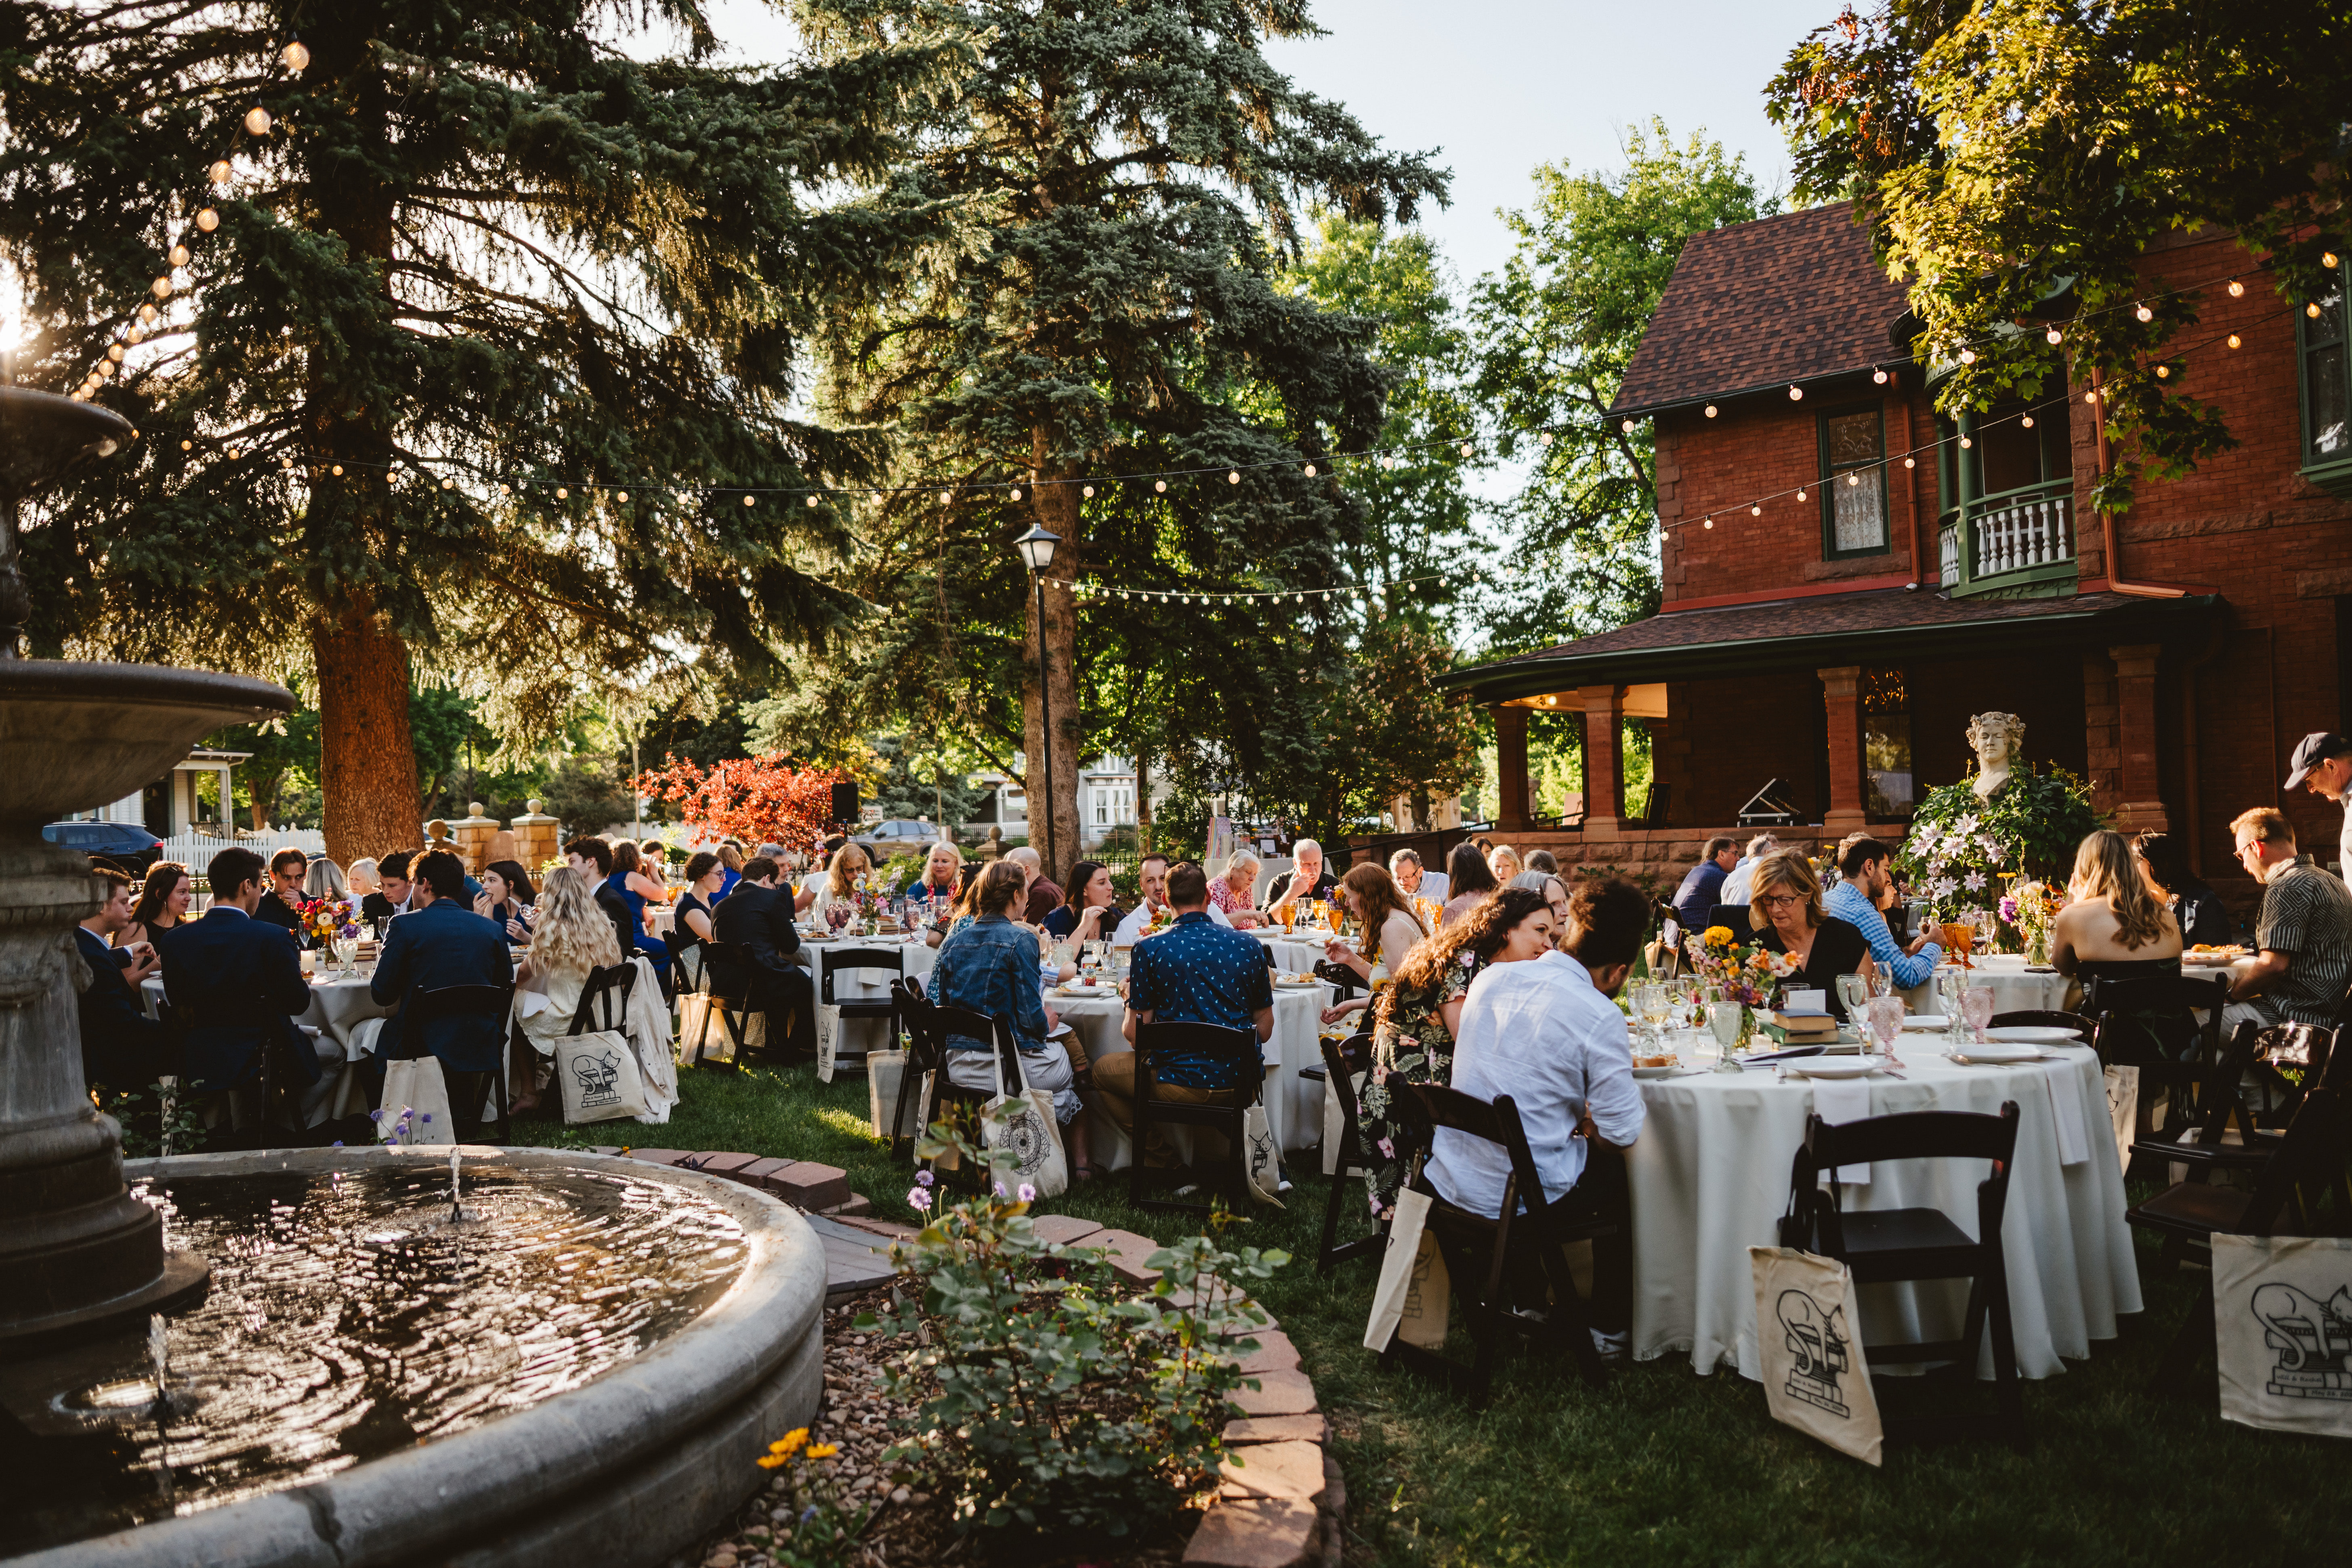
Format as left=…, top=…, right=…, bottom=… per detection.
left=980, top=1042, right=1068, bottom=1198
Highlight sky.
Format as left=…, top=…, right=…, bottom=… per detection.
left=699, top=0, right=1837, bottom=288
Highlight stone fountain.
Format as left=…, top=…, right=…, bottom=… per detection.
left=0, top=388, right=825, bottom=1564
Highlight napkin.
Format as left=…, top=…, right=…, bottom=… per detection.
left=2044, top=1056, right=2090, bottom=1165
left=1810, top=1077, right=1873, bottom=1185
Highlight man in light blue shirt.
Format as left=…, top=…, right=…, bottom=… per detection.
left=1717, top=833, right=1779, bottom=908
left=1823, top=836, right=1940, bottom=990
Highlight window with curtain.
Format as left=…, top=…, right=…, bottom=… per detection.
left=1861, top=666, right=1914, bottom=819
left=1821, top=406, right=1889, bottom=557
left=2304, top=259, right=2349, bottom=468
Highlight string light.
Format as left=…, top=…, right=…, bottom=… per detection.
left=1703, top=516, right=1714, bottom=529
left=1846, top=472, right=1860, bottom=485
left=1704, top=405, right=1718, bottom=418
left=1302, top=464, right=1315, bottom=476
left=441, top=476, right=454, bottom=489
left=617, top=490, right=629, bottom=502
left=1227, top=470, right=1240, bottom=484
left=1796, top=487, right=1807, bottom=500
left=282, top=40, right=309, bottom=71
left=1958, top=348, right=1976, bottom=365
left=1903, top=456, right=1915, bottom=467
left=2134, top=302, right=2152, bottom=322
left=2021, top=416, right=2035, bottom=428
left=1872, top=369, right=1887, bottom=384
left=743, top=495, right=756, bottom=506
left=1620, top=419, right=1635, bottom=433
left=2046, top=326, right=2062, bottom=345
left=1082, top=484, right=1095, bottom=497
left=1008, top=487, right=1021, bottom=500
left=168, top=244, right=189, bottom=267
left=939, top=489, right=951, bottom=503
left=1788, top=385, right=1804, bottom=400
left=1539, top=431, right=1553, bottom=445
left=244, top=106, right=272, bottom=135
left=1154, top=479, right=1167, bottom=493
left=332, top=464, right=343, bottom=476
left=1750, top=504, right=1761, bottom=515
left=196, top=208, right=218, bottom=231
left=554, top=486, right=567, bottom=499
left=498, top=482, right=509, bottom=495
left=208, top=159, right=231, bottom=184
left=805, top=493, right=819, bottom=507
left=1459, top=442, right=1473, bottom=457
left=2155, top=365, right=2170, bottom=379
left=2310, top=303, right=2324, bottom=318
left=2327, top=252, right=2342, bottom=269
left=2228, top=334, right=2242, bottom=349
left=139, top=304, right=156, bottom=323
left=2227, top=279, right=2245, bottom=297
left=1959, top=436, right=1972, bottom=449
left=150, top=276, right=171, bottom=298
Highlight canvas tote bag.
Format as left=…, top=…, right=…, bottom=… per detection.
left=2102, top=1064, right=2139, bottom=1174
left=1243, top=1100, right=1284, bottom=1207
left=1363, top=1188, right=1451, bottom=1352
left=2212, top=1234, right=2352, bottom=1437
left=981, top=1043, right=1069, bottom=1198
left=378, top=1055, right=456, bottom=1147
left=556, top=1029, right=651, bottom=1124
left=1322, top=1066, right=1368, bottom=1178
left=868, top=1049, right=923, bottom=1141
left=1748, top=1246, right=1884, bottom=1466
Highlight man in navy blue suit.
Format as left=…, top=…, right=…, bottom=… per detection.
left=153, top=846, right=319, bottom=1098
left=370, top=849, right=514, bottom=1073
left=75, top=867, right=174, bottom=1093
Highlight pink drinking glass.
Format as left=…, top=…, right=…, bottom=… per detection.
left=1961, top=984, right=1995, bottom=1043
left=1865, top=994, right=1905, bottom=1059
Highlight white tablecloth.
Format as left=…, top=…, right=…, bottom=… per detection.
left=1249, top=928, right=1340, bottom=977
left=141, top=969, right=388, bottom=1124
left=1898, top=955, right=2075, bottom=1020
left=795, top=938, right=937, bottom=1066
left=1054, top=982, right=1332, bottom=1170
left=1628, top=1042, right=2141, bottom=1381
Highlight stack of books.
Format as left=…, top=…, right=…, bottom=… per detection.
left=1761, top=1010, right=1840, bottom=1048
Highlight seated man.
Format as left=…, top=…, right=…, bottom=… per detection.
left=370, top=849, right=515, bottom=1074
left=565, top=836, right=642, bottom=968
left=360, top=849, right=417, bottom=925
left=254, top=846, right=311, bottom=940
left=1263, top=838, right=1338, bottom=908
left=76, top=867, right=173, bottom=1094
left=2223, top=807, right=2352, bottom=1033
left=709, top=855, right=816, bottom=1050
left=1101, top=861, right=1274, bottom=1170
left=1672, top=836, right=1738, bottom=934
left=1429, top=874, right=1647, bottom=1361
left=153, top=846, right=320, bottom=1100
left=1112, top=852, right=1234, bottom=942
left=1823, top=836, right=1941, bottom=990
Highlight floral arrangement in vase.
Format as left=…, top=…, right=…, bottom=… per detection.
left=1999, top=879, right=2067, bottom=965
left=1895, top=761, right=2100, bottom=926
left=1682, top=925, right=1801, bottom=1056
left=300, top=895, right=359, bottom=948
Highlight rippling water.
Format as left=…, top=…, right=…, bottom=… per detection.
left=0, top=1162, right=747, bottom=1555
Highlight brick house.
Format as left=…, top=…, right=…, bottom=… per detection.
left=1433, top=202, right=2352, bottom=905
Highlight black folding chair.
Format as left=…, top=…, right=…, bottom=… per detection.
left=2084, top=972, right=2228, bottom=1151
left=690, top=940, right=790, bottom=1072
left=1382, top=1081, right=1617, bottom=1406
left=2127, top=1079, right=2352, bottom=1396
left=885, top=977, right=941, bottom=1161
left=818, top=946, right=906, bottom=1071
left=1987, top=1009, right=2095, bottom=1035
left=1779, top=1101, right=2027, bottom=1450
left=1314, top=1032, right=1386, bottom=1276
left=910, top=997, right=1023, bottom=1192
left=157, top=998, right=290, bottom=1148
left=1128, top=1020, right=1266, bottom=1217
left=2121, top=1018, right=2269, bottom=1200
left=405, top=982, right=517, bottom=1143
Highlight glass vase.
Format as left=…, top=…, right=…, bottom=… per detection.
left=2025, top=926, right=2051, bottom=966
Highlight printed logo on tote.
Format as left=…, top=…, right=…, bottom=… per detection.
left=1776, top=1288, right=1854, bottom=1417
left=2252, top=1282, right=2352, bottom=1401
left=571, top=1047, right=623, bottom=1110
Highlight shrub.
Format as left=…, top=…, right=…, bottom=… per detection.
left=862, top=1124, right=1288, bottom=1542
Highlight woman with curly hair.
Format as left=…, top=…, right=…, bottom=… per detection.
left=1357, top=886, right=1558, bottom=1219
left=510, top=866, right=627, bottom=1111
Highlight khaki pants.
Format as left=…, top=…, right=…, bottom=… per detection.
left=1091, top=1052, right=1235, bottom=1169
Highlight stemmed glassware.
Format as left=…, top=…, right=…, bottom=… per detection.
left=1961, top=984, right=1995, bottom=1045
left=1864, top=993, right=1905, bottom=1064
left=1638, top=982, right=1671, bottom=1053
left=332, top=934, right=358, bottom=976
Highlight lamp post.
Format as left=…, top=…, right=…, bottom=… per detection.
left=1015, top=523, right=1062, bottom=878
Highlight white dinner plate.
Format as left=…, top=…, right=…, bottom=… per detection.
left=1058, top=984, right=1110, bottom=998
left=1273, top=978, right=1322, bottom=990
left=1782, top=1055, right=1887, bottom=1079
left=1900, top=1014, right=1950, bottom=1030
left=1949, top=1040, right=2042, bottom=1062
left=1983, top=1025, right=2082, bottom=1045
left=1632, top=1064, right=1684, bottom=1080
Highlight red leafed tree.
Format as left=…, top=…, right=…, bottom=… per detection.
left=632, top=754, right=851, bottom=853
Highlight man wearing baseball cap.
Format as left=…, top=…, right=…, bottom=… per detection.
left=2284, top=732, right=2352, bottom=873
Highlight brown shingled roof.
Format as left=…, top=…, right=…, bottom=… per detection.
left=1609, top=203, right=1911, bottom=417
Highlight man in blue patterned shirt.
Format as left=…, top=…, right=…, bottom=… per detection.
left=1097, top=861, right=1273, bottom=1169
left=1823, top=836, right=1941, bottom=990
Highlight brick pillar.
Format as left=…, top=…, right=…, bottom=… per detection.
left=1577, top=685, right=1626, bottom=839
left=2082, top=651, right=2121, bottom=818
left=509, top=800, right=562, bottom=873
left=1493, top=704, right=1531, bottom=828
left=2108, top=642, right=2170, bottom=833
left=1819, top=665, right=1869, bottom=834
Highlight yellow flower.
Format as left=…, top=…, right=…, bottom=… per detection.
left=806, top=1443, right=838, bottom=1459
left=1703, top=926, right=1734, bottom=949
left=757, top=1453, right=789, bottom=1470
left=769, top=1428, right=809, bottom=1457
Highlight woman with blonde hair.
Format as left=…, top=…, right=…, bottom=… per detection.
left=302, top=857, right=349, bottom=902
left=2054, top=828, right=2182, bottom=979
left=1749, top=846, right=1873, bottom=1020
left=1319, top=862, right=1431, bottom=1027
left=1487, top=844, right=1523, bottom=884
left=1208, top=851, right=1263, bottom=928
left=797, top=841, right=873, bottom=921
left=510, top=866, right=628, bottom=1110
left=346, top=856, right=381, bottom=898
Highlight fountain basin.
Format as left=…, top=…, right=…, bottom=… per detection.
left=3, top=1148, right=828, bottom=1568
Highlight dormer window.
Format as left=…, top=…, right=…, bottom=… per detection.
left=1820, top=405, right=1889, bottom=558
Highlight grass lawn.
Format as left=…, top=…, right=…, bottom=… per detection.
left=516, top=1061, right=2341, bottom=1567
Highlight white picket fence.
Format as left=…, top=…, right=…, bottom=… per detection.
left=153, top=827, right=326, bottom=866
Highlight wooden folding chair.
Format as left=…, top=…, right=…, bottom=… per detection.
left=1382, top=1081, right=1617, bottom=1407
left=2085, top=972, right=2228, bottom=1150
left=904, top=989, right=1020, bottom=1191
left=1780, top=1101, right=2027, bottom=1450
left=689, top=940, right=764, bottom=1073
left=1128, top=1020, right=1265, bottom=1217
left=1313, top=1032, right=1386, bottom=1276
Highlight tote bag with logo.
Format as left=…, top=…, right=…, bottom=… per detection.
left=1364, top=1188, right=1450, bottom=1352
left=981, top=1045, right=1068, bottom=1198
left=868, top=1050, right=924, bottom=1141
left=1749, top=1246, right=1884, bottom=1466
left=556, top=1029, right=651, bottom=1124
left=2213, top=1234, right=2352, bottom=1438
left=1243, top=1100, right=1284, bottom=1207
left=378, top=1055, right=456, bottom=1147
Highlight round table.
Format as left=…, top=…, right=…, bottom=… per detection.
left=1898, top=955, right=2074, bottom=1019
left=1051, top=980, right=1332, bottom=1171
left=1248, top=928, right=1342, bottom=977
left=1627, top=1038, right=2141, bottom=1381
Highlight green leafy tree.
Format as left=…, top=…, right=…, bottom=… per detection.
left=1470, top=121, right=1773, bottom=652
left=0, top=0, right=968, bottom=863
left=1766, top=1, right=2352, bottom=513
left=806, top=0, right=1446, bottom=880
left=212, top=708, right=319, bottom=830
left=870, top=731, right=989, bottom=829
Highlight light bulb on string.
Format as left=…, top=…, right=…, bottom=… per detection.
left=1704, top=405, right=1718, bottom=418
left=2310, top=303, right=2324, bottom=318
left=1959, top=436, right=1972, bottom=448
left=1303, top=463, right=1315, bottom=477
left=139, top=303, right=157, bottom=323
left=1154, top=479, right=1167, bottom=493
left=1009, top=487, right=1021, bottom=500
left=196, top=208, right=219, bottom=232
left=2046, top=326, right=2062, bottom=344
left=1873, top=368, right=1887, bottom=384
left=2228, top=334, right=2242, bottom=349
left=180, top=440, right=193, bottom=451
left=2022, top=416, right=2035, bottom=428
left=441, top=476, right=454, bottom=489
left=126, top=326, right=144, bottom=345
left=208, top=159, right=231, bottom=185
left=151, top=276, right=171, bottom=299
left=2155, top=365, right=2170, bottom=379
left=1846, top=472, right=1859, bottom=486
left=498, top=483, right=510, bottom=495
left=1796, top=487, right=1807, bottom=500
left=1539, top=431, right=1553, bottom=445
left=1958, top=348, right=1976, bottom=365
left=938, top=489, right=951, bottom=503
left=283, top=40, right=309, bottom=71
left=1620, top=419, right=1635, bottom=434
left=2327, top=252, right=2341, bottom=269
left=1788, top=385, right=1804, bottom=400
left=743, top=494, right=756, bottom=506
left=2085, top=390, right=2098, bottom=403
left=2134, top=302, right=2152, bottom=322
left=805, top=493, right=819, bottom=507
left=168, top=244, right=190, bottom=267
left=1082, top=485, right=1095, bottom=497
left=617, top=491, right=629, bottom=503
left=554, top=486, right=567, bottom=499
left=1703, top=516, right=1714, bottom=530
left=332, top=464, right=344, bottom=476
left=1751, top=504, right=1761, bottom=515
left=2228, top=279, right=2245, bottom=298
left=107, top=344, right=125, bottom=362
left=244, top=106, right=272, bottom=135
left=1227, top=470, right=1240, bottom=485
left=1459, top=441, right=1472, bottom=457
left=1903, top=456, right=1916, bottom=468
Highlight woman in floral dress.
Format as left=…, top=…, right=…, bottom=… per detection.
left=1358, top=886, right=1557, bottom=1219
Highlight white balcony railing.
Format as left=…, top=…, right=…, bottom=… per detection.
left=1938, top=523, right=1960, bottom=587
left=1969, top=486, right=2072, bottom=579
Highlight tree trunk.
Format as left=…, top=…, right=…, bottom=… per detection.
left=1136, top=751, right=1153, bottom=854
left=313, top=599, right=422, bottom=867
left=1022, top=440, right=1084, bottom=884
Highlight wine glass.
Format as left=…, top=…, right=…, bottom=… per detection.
left=333, top=934, right=358, bottom=976
left=1864, top=993, right=1905, bottom=1061
left=1870, top=966, right=1896, bottom=999
left=1834, top=973, right=1870, bottom=1020
left=1961, top=984, right=1995, bottom=1044
left=1708, top=997, right=1745, bottom=1071
left=1639, top=982, right=1670, bottom=1051
left=827, top=903, right=850, bottom=936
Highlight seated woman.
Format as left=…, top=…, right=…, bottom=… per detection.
left=511, top=867, right=627, bottom=1113
left=928, top=860, right=1093, bottom=1179
left=603, top=840, right=674, bottom=993
left=1510, top=869, right=1573, bottom=931
left=1041, top=859, right=1123, bottom=942
left=2056, top=828, right=2184, bottom=981
left=798, top=843, right=872, bottom=925
left=664, top=851, right=726, bottom=988
left=2132, top=830, right=2231, bottom=950
left=1319, top=863, right=1429, bottom=1028
left=1207, top=851, right=1262, bottom=928
left=474, top=859, right=536, bottom=940
left=1487, top=844, right=1523, bottom=884
left=302, top=857, right=349, bottom=904
left=346, top=856, right=382, bottom=901
left=714, top=842, right=745, bottom=901
left=123, top=861, right=192, bottom=953
left=1748, top=847, right=1874, bottom=1019
left=1438, top=840, right=1498, bottom=927
left=1359, top=886, right=1556, bottom=1219
left=907, top=842, right=964, bottom=945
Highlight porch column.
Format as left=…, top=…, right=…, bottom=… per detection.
left=1492, top=704, right=1531, bottom=829
left=1819, top=665, right=1869, bottom=834
left=2108, top=642, right=2170, bottom=833
left=1576, top=685, right=1626, bottom=839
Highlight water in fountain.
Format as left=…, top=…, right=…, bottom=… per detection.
left=0, top=1160, right=748, bottom=1555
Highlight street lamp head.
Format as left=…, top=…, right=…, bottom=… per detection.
left=1015, top=524, right=1061, bottom=573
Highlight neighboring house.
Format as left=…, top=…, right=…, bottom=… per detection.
left=1079, top=756, right=1137, bottom=848
left=80, top=747, right=254, bottom=835
left=1437, top=201, right=2351, bottom=894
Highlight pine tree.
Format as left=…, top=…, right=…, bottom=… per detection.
left=0, top=1, right=966, bottom=862
left=804, top=0, right=1446, bottom=879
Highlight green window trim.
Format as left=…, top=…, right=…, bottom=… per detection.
left=1819, top=401, right=1892, bottom=561
left=2299, top=252, right=2351, bottom=495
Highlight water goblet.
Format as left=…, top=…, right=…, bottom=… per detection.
left=1961, top=984, right=1995, bottom=1044
left=1709, top=998, right=1745, bottom=1071
left=1870, top=967, right=1896, bottom=999
left=1865, top=993, right=1905, bottom=1061
left=334, top=935, right=358, bottom=976
left=1835, top=973, right=1871, bottom=1019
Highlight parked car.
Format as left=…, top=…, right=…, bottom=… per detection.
left=852, top=819, right=941, bottom=858
left=42, top=820, right=166, bottom=876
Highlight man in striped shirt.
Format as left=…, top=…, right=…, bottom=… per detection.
left=2223, top=808, right=2352, bottom=1033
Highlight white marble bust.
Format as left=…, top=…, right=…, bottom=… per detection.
left=1966, top=711, right=2026, bottom=799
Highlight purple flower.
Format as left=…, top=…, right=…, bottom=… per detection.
left=420, top=1113, right=433, bottom=1123
left=1017, top=1182, right=1037, bottom=1202
left=914, top=1170, right=934, bottom=1187
left=800, top=1506, right=819, bottom=1525
left=369, top=1109, right=384, bottom=1123
left=907, top=1185, right=932, bottom=1212
left=332, top=1140, right=344, bottom=1148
